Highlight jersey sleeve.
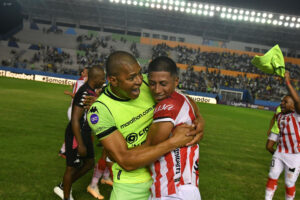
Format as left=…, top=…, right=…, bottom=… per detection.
left=153, top=99, right=178, bottom=125
left=268, top=132, right=279, bottom=142
left=73, top=88, right=86, bottom=108
left=87, top=101, right=117, bottom=140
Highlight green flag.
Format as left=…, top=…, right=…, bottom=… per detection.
left=251, top=44, right=285, bottom=77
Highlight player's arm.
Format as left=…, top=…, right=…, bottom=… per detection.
left=186, top=96, right=205, bottom=145
left=71, top=105, right=87, bottom=156
left=267, top=114, right=276, bottom=136
left=101, top=126, right=193, bottom=171
left=266, top=132, right=279, bottom=154
left=145, top=122, right=174, bottom=145
left=64, top=90, right=75, bottom=98
left=285, top=71, right=300, bottom=113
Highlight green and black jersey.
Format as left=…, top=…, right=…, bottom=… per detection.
left=87, top=75, right=155, bottom=183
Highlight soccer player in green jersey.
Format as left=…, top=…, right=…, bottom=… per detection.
left=87, top=51, right=203, bottom=200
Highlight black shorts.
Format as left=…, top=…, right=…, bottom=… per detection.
left=65, top=124, right=94, bottom=167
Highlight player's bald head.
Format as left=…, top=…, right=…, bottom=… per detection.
left=88, top=65, right=105, bottom=80
left=106, top=51, right=138, bottom=76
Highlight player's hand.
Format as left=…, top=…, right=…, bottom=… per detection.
left=78, top=144, right=87, bottom=157
left=171, top=124, right=195, bottom=147
left=83, top=96, right=97, bottom=110
left=185, top=118, right=205, bottom=146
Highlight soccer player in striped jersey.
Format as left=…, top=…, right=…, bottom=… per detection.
left=146, top=56, right=204, bottom=200
left=265, top=71, right=300, bottom=200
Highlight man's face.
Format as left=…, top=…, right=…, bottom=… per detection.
left=148, top=71, right=178, bottom=102
left=94, top=70, right=106, bottom=89
left=110, top=62, right=143, bottom=99
left=280, top=96, right=295, bottom=113
left=82, top=68, right=88, bottom=77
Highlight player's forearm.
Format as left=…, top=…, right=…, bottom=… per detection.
left=286, top=81, right=300, bottom=112
left=117, top=139, right=178, bottom=171
left=71, top=121, right=84, bottom=146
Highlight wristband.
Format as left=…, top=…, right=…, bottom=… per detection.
left=286, top=80, right=291, bottom=85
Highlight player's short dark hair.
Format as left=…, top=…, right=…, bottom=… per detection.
left=106, top=51, right=137, bottom=76
left=148, top=56, right=178, bottom=77
left=88, top=65, right=104, bottom=80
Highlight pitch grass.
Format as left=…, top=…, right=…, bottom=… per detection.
left=0, top=77, right=297, bottom=200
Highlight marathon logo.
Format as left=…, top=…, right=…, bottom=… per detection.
left=120, top=106, right=155, bottom=129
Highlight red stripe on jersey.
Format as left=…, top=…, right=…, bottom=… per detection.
left=282, top=116, right=290, bottom=153
left=165, top=152, right=176, bottom=195
left=154, top=160, right=162, bottom=198
left=291, top=115, right=300, bottom=151
left=189, top=145, right=197, bottom=174
left=178, top=147, right=188, bottom=186
left=286, top=116, right=295, bottom=153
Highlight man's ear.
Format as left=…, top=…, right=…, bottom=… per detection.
left=174, top=76, right=179, bottom=88
left=107, top=75, right=118, bottom=87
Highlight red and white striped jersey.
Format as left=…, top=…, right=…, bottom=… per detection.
left=70, top=76, right=86, bottom=106
left=150, top=91, right=199, bottom=198
left=276, top=112, right=300, bottom=154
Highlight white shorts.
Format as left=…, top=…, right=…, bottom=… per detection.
left=149, top=185, right=201, bottom=200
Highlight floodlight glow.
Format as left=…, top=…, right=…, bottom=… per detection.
left=186, top=8, right=191, bottom=13
left=192, top=9, right=196, bottom=14
left=169, top=0, right=173, bottom=4
left=255, top=18, right=260, bottom=23
left=198, top=10, right=202, bottom=15
left=268, top=13, right=273, bottom=18
left=203, top=10, right=208, bottom=16
left=168, top=5, right=173, bottom=10
left=251, top=11, right=255, bottom=16
left=239, top=10, right=244, bottom=14
left=156, top=4, right=161, bottom=9
left=238, top=15, right=243, bottom=20
left=292, top=17, right=296, bottom=21
left=296, top=24, right=300, bottom=28
left=127, top=0, right=132, bottom=5
left=204, top=4, right=209, bottom=9
left=244, top=16, right=249, bottom=21
left=262, top=13, right=267, bottom=18
left=257, top=12, right=261, bottom=16
left=121, top=0, right=126, bottom=4
left=298, top=18, right=300, bottom=22
left=286, top=16, right=290, bottom=21
left=180, top=7, right=184, bottom=12
left=210, top=5, right=215, bottom=10
left=150, top=3, right=155, bottom=8
left=216, top=6, right=220, bottom=11
left=157, top=0, right=161, bottom=3
left=187, top=2, right=191, bottom=7
left=284, top=22, right=289, bottom=26
left=250, top=17, right=254, bottom=22
left=162, top=5, right=167, bottom=9
left=232, top=15, right=237, bottom=20
left=222, top=7, right=226, bottom=12
left=272, top=20, right=278, bottom=25
left=115, top=0, right=120, bottom=3
left=233, top=9, right=238, bottom=14
left=175, top=0, right=179, bottom=6
left=133, top=1, right=137, bottom=5
left=245, top=10, right=249, bottom=15
left=290, top=23, right=295, bottom=27
left=220, top=13, right=226, bottom=18
left=163, top=0, right=168, bottom=3
left=180, top=2, right=185, bottom=6
left=174, top=6, right=178, bottom=11
left=199, top=4, right=203, bottom=8
left=145, top=2, right=149, bottom=7
left=226, top=13, right=231, bottom=19
left=228, top=8, right=232, bottom=13
left=209, top=11, right=214, bottom=17
left=193, top=3, right=197, bottom=8
left=109, top=0, right=114, bottom=3
left=267, top=19, right=271, bottom=24
left=279, top=15, right=284, bottom=20
left=261, top=19, right=266, bottom=23
left=278, top=21, right=283, bottom=26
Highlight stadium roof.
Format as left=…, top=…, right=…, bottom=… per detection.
left=16, top=0, right=300, bottom=50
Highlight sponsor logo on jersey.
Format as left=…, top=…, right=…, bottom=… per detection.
left=90, top=106, right=99, bottom=113
left=154, top=104, right=174, bottom=113
left=90, top=114, right=99, bottom=124
left=120, top=106, right=155, bottom=129
left=126, top=132, right=138, bottom=144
